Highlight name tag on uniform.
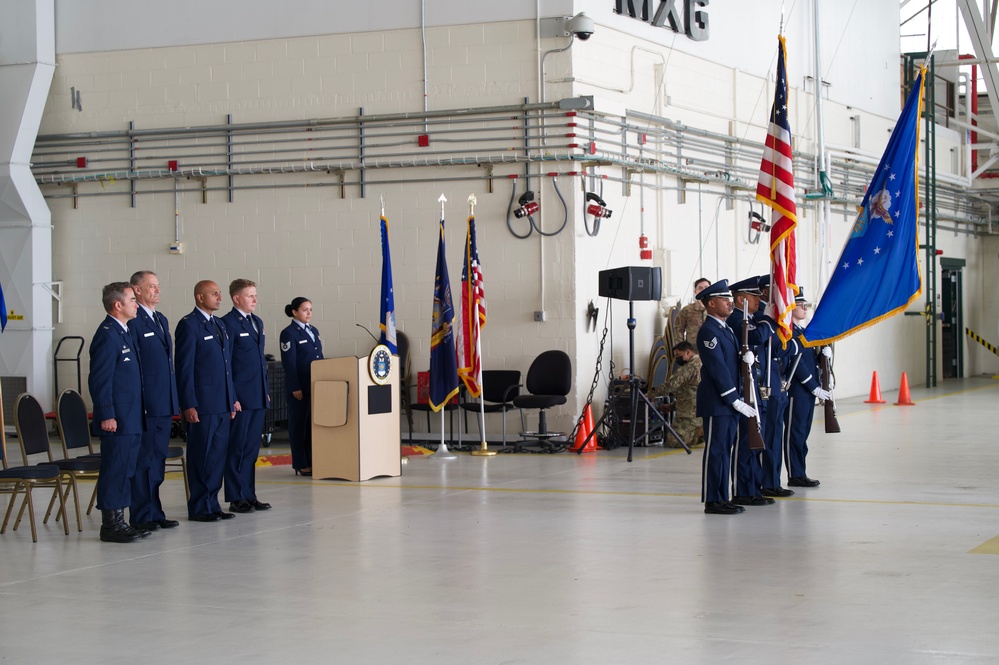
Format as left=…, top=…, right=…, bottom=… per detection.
left=143, top=331, right=155, bottom=337
left=240, top=332, right=249, bottom=337
left=204, top=335, right=214, bottom=341
left=298, top=339, right=308, bottom=344
left=121, top=347, right=131, bottom=353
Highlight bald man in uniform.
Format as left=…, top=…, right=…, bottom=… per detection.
left=175, top=280, right=239, bottom=522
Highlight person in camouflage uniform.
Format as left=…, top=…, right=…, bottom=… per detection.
left=652, top=341, right=703, bottom=448
left=672, top=278, right=711, bottom=343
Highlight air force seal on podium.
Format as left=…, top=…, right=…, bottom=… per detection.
left=368, top=343, right=393, bottom=385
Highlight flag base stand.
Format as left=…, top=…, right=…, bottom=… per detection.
left=430, top=441, right=457, bottom=460
left=470, top=441, right=497, bottom=457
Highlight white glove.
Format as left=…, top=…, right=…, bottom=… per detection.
left=821, top=346, right=833, bottom=359
left=732, top=399, right=758, bottom=419
left=811, top=387, right=832, bottom=401
left=742, top=350, right=755, bottom=365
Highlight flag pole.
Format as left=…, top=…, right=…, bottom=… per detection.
left=430, top=192, right=457, bottom=460
left=469, top=306, right=495, bottom=456
left=466, top=194, right=495, bottom=457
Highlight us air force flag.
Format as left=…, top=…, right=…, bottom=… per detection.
left=429, top=218, right=459, bottom=411
left=802, top=68, right=926, bottom=347
left=378, top=216, right=397, bottom=353
left=0, top=277, right=6, bottom=332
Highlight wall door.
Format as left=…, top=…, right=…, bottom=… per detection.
left=940, top=268, right=963, bottom=379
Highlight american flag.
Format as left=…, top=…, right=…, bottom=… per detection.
left=457, top=215, right=486, bottom=397
left=756, top=35, right=798, bottom=346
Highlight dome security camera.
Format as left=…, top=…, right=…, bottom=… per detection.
left=567, top=12, right=595, bottom=40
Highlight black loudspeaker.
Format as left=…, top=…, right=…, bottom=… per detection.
left=598, top=266, right=662, bottom=301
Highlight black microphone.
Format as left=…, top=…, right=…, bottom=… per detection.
left=356, top=323, right=380, bottom=344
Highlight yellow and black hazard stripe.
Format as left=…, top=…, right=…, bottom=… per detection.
left=966, top=327, right=999, bottom=357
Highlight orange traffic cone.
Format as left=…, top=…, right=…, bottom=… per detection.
left=864, top=371, right=887, bottom=404
left=570, top=404, right=598, bottom=453
left=895, top=372, right=915, bottom=406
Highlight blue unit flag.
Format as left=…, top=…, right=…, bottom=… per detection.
left=429, top=219, right=459, bottom=411
left=378, top=216, right=397, bottom=353
left=802, top=68, right=926, bottom=347
left=0, top=277, right=6, bottom=332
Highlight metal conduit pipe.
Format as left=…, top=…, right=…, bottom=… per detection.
left=35, top=101, right=573, bottom=143
left=29, top=98, right=989, bottom=227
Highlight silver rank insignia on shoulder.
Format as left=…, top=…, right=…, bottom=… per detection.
left=705, top=337, right=718, bottom=350
left=281, top=341, right=290, bottom=352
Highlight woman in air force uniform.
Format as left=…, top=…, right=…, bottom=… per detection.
left=279, top=297, right=323, bottom=476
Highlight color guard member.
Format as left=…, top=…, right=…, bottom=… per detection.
left=695, top=280, right=757, bottom=515
left=784, top=288, right=832, bottom=487
left=726, top=276, right=776, bottom=507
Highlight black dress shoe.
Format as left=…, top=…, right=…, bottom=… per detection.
left=294, top=468, right=312, bottom=477
left=100, top=525, right=142, bottom=543
left=190, top=513, right=221, bottom=522
left=705, top=501, right=743, bottom=515
left=248, top=499, right=271, bottom=510
left=133, top=521, right=162, bottom=531
left=229, top=500, right=253, bottom=513
left=156, top=519, right=180, bottom=529
left=732, top=495, right=775, bottom=506
left=788, top=476, right=820, bottom=487
left=762, top=487, right=795, bottom=497
left=214, top=511, right=236, bottom=520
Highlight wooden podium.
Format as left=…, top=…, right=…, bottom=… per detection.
left=310, top=356, right=401, bottom=481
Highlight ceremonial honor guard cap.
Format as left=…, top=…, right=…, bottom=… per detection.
left=756, top=274, right=771, bottom=290
left=695, top=279, right=732, bottom=302
left=729, top=276, right=763, bottom=296
left=795, top=286, right=808, bottom=304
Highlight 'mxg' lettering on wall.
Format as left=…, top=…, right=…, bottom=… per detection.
left=614, top=0, right=710, bottom=42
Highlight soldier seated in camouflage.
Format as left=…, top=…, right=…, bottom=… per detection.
left=651, top=341, right=704, bottom=448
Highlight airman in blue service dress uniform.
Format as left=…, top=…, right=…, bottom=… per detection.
left=175, top=280, right=238, bottom=521
left=280, top=297, right=324, bottom=476
left=89, top=282, right=147, bottom=542
left=725, top=276, right=776, bottom=507
left=784, top=288, right=832, bottom=488
left=755, top=274, right=800, bottom=498
left=221, top=279, right=272, bottom=512
left=127, top=270, right=181, bottom=532
left=695, top=280, right=758, bottom=515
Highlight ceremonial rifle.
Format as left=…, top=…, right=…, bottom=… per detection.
left=740, top=301, right=766, bottom=450
left=818, top=346, right=841, bottom=434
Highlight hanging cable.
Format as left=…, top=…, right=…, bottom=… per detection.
left=506, top=174, right=569, bottom=238
left=537, top=175, right=569, bottom=237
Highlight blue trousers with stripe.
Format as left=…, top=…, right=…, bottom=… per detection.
left=760, top=391, right=788, bottom=489
left=732, top=416, right=764, bottom=497
left=783, top=387, right=815, bottom=479
left=701, top=414, right=737, bottom=503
